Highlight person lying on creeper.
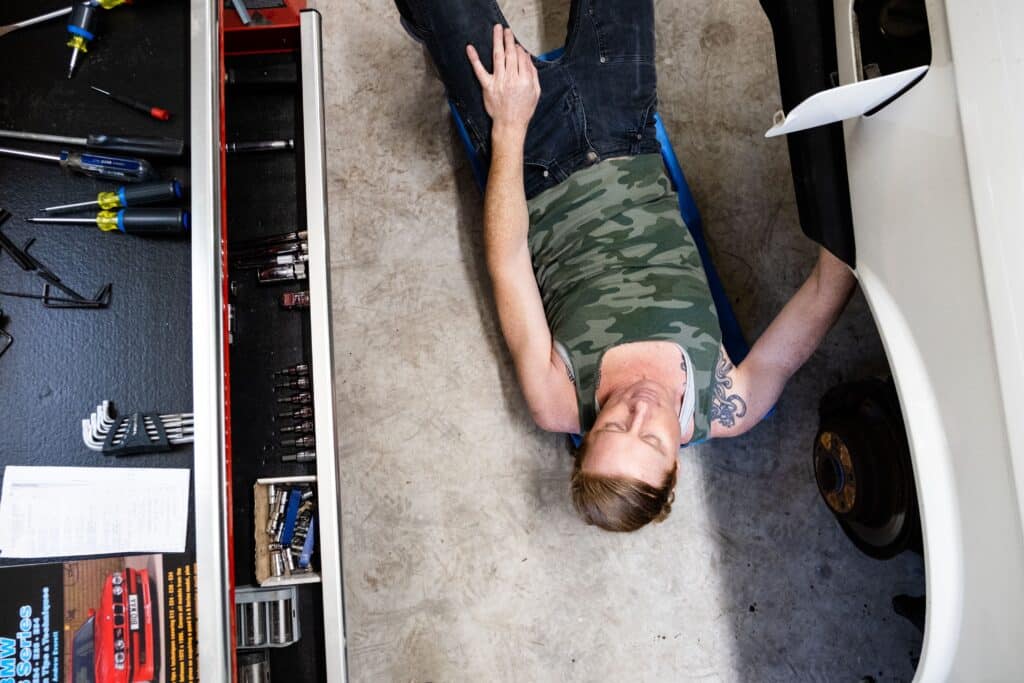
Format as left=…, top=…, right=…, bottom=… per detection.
left=395, top=1, right=857, bottom=532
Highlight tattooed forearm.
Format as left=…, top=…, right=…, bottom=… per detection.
left=710, top=354, right=747, bottom=428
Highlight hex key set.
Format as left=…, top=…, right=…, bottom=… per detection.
left=81, top=400, right=194, bottom=456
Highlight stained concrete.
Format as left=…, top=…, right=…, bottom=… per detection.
left=315, top=1, right=925, bottom=680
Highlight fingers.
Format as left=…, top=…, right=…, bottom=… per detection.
left=517, top=45, right=532, bottom=76
left=517, top=46, right=540, bottom=96
left=491, top=24, right=504, bottom=80
left=465, top=44, right=491, bottom=86
left=471, top=25, right=535, bottom=90
left=503, top=26, right=517, bottom=77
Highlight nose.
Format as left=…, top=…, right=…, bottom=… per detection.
left=628, top=401, right=649, bottom=433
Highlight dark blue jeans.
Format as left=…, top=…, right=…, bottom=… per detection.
left=396, top=0, right=663, bottom=199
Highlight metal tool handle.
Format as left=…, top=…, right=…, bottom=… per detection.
left=86, top=134, right=185, bottom=157
left=230, top=0, right=252, bottom=25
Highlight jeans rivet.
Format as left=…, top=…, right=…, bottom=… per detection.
left=599, top=56, right=607, bottom=64
left=543, top=170, right=550, bottom=178
left=586, top=150, right=599, bottom=163
left=636, top=133, right=643, bottom=140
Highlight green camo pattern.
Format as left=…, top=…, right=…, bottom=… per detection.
left=527, top=153, right=722, bottom=441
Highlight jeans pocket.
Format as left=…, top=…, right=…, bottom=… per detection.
left=587, top=1, right=656, bottom=64
left=523, top=159, right=560, bottom=199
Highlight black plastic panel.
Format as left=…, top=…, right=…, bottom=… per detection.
left=0, top=2, right=195, bottom=563
left=854, top=0, right=931, bottom=78
left=759, top=0, right=857, bottom=267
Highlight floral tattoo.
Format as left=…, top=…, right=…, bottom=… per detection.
left=710, top=353, right=747, bottom=428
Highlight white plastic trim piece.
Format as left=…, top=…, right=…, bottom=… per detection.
left=856, top=268, right=963, bottom=683
left=765, top=65, right=928, bottom=138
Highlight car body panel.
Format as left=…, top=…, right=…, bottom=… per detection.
left=832, top=0, right=1024, bottom=679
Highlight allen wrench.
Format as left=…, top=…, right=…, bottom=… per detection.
left=0, top=308, right=11, bottom=357
left=0, top=209, right=112, bottom=308
left=81, top=400, right=194, bottom=456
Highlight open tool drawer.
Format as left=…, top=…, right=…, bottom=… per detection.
left=191, top=4, right=347, bottom=681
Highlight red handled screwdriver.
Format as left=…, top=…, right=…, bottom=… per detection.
left=91, top=86, right=171, bottom=122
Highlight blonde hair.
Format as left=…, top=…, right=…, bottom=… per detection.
left=570, top=437, right=677, bottom=532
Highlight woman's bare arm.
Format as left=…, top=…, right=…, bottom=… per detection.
left=709, top=247, right=857, bottom=438
left=468, top=26, right=575, bottom=430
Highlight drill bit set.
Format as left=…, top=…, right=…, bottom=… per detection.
left=81, top=400, right=194, bottom=456
left=257, top=478, right=319, bottom=584
left=271, top=362, right=316, bottom=463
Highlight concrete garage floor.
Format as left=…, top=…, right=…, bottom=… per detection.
left=315, top=1, right=925, bottom=680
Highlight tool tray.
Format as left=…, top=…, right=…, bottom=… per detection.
left=225, top=49, right=328, bottom=681
left=1, top=4, right=347, bottom=682
left=0, top=3, right=195, bottom=552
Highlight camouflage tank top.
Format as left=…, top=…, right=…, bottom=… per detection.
left=526, top=153, right=722, bottom=441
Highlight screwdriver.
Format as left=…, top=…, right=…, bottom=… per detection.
left=67, top=0, right=131, bottom=79
left=42, top=180, right=183, bottom=214
left=0, top=6, right=72, bottom=39
left=91, top=86, right=172, bottom=122
left=0, top=145, right=156, bottom=183
left=27, top=208, right=189, bottom=235
left=0, top=129, right=183, bottom=157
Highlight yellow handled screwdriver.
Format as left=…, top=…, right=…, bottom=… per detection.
left=28, top=208, right=189, bottom=235
left=66, top=0, right=131, bottom=79
left=42, top=180, right=183, bottom=214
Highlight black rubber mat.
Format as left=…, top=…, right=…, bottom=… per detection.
left=0, top=1, right=195, bottom=563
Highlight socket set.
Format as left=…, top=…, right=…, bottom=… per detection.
left=254, top=476, right=321, bottom=586
left=230, top=230, right=308, bottom=284
left=236, top=584, right=301, bottom=649
left=237, top=649, right=271, bottom=683
left=271, top=362, right=316, bottom=464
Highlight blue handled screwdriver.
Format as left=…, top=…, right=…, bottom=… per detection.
left=0, top=145, right=156, bottom=183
